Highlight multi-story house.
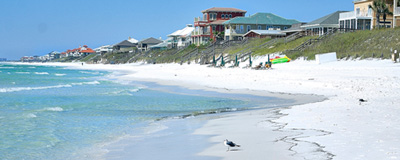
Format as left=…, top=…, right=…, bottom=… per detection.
left=223, top=13, right=300, bottom=40
left=168, top=24, right=194, bottom=49
left=339, top=0, right=400, bottom=30
left=191, top=7, right=247, bottom=45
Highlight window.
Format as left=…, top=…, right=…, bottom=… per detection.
left=221, top=14, right=225, bottom=19
left=236, top=25, right=240, bottom=32
left=204, top=13, right=207, bottom=20
left=368, top=8, right=372, bottom=16
left=284, top=27, right=288, bottom=30
left=356, top=8, right=360, bottom=16
left=212, top=25, right=216, bottom=31
left=258, top=25, right=262, bottom=30
left=229, top=14, right=232, bottom=18
left=240, top=25, right=244, bottom=33
left=209, top=13, right=215, bottom=20
left=247, top=25, right=251, bottom=32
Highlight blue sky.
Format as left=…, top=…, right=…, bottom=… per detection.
left=0, top=0, right=353, bottom=60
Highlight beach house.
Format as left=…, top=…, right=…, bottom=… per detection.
left=301, top=11, right=347, bottom=36
left=191, top=7, right=247, bottom=45
left=223, top=13, right=300, bottom=41
left=137, top=37, right=163, bottom=52
left=114, top=37, right=138, bottom=51
left=243, top=30, right=286, bottom=39
left=339, top=0, right=400, bottom=30
left=168, top=24, right=195, bottom=49
left=79, top=45, right=96, bottom=56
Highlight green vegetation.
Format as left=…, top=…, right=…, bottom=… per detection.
left=297, top=28, right=400, bottom=60
left=224, top=38, right=271, bottom=55
left=72, top=28, right=400, bottom=64
left=254, top=36, right=316, bottom=56
left=80, top=54, right=97, bottom=62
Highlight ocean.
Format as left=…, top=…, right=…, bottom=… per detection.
left=0, top=63, right=292, bottom=159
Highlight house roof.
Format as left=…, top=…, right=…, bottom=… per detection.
left=223, top=13, right=300, bottom=25
left=138, top=37, right=163, bottom=44
left=202, top=7, right=246, bottom=13
left=280, top=22, right=307, bottom=33
left=79, top=48, right=95, bottom=53
left=150, top=41, right=168, bottom=48
left=168, top=25, right=195, bottom=37
left=243, top=30, right=286, bottom=37
left=127, top=37, right=138, bottom=43
left=210, top=20, right=228, bottom=25
left=115, top=40, right=137, bottom=47
left=301, top=11, right=348, bottom=28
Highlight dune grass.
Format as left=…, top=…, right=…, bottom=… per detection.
left=299, top=28, right=400, bottom=60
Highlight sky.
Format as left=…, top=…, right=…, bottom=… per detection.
left=0, top=0, right=353, bottom=60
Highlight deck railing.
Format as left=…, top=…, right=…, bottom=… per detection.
left=396, top=7, right=400, bottom=15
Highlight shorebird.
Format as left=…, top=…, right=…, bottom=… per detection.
left=359, top=98, right=367, bottom=105
left=224, top=139, right=240, bottom=151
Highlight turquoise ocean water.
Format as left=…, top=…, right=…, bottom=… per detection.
left=0, top=63, right=289, bottom=159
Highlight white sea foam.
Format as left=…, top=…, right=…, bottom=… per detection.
left=34, top=72, right=49, bottom=75
left=104, top=88, right=141, bottom=96
left=0, top=67, right=14, bottom=69
left=26, top=113, right=37, bottom=118
left=0, top=80, right=100, bottom=93
left=55, top=73, right=66, bottom=76
left=71, top=81, right=100, bottom=86
left=80, top=71, right=101, bottom=75
left=43, top=107, right=64, bottom=112
left=0, top=84, right=73, bottom=93
left=28, top=67, right=36, bottom=69
left=16, top=72, right=31, bottom=74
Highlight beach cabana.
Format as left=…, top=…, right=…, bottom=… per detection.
left=301, top=11, right=347, bottom=36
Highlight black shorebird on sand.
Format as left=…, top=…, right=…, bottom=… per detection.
left=224, top=139, right=240, bottom=151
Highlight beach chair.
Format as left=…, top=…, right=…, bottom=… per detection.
left=253, top=62, right=263, bottom=70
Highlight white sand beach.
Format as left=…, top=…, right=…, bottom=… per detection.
left=16, top=59, right=400, bottom=159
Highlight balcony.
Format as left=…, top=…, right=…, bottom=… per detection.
left=194, top=17, right=208, bottom=26
left=225, top=29, right=246, bottom=36
left=340, top=11, right=373, bottom=20
left=191, top=31, right=211, bottom=36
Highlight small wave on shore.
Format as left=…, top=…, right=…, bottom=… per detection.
left=0, top=81, right=100, bottom=93
left=16, top=72, right=31, bottom=74
left=34, top=72, right=49, bottom=75
left=80, top=71, right=101, bottom=75
left=55, top=73, right=66, bottom=76
left=26, top=113, right=37, bottom=118
left=42, top=107, right=64, bottom=112
left=0, top=67, right=15, bottom=69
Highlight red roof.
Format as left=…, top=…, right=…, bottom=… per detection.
left=79, top=48, right=95, bottom=53
left=202, top=7, right=247, bottom=13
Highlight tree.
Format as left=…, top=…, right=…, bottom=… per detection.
left=382, top=7, right=393, bottom=28
left=369, top=0, right=393, bottom=28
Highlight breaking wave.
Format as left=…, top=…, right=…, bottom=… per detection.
left=0, top=81, right=100, bottom=93
left=34, top=72, right=49, bottom=75
left=43, top=107, right=64, bottom=112
left=55, top=74, right=66, bottom=76
left=16, top=72, right=31, bottom=74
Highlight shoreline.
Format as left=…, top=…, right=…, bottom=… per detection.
left=8, top=60, right=400, bottom=159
